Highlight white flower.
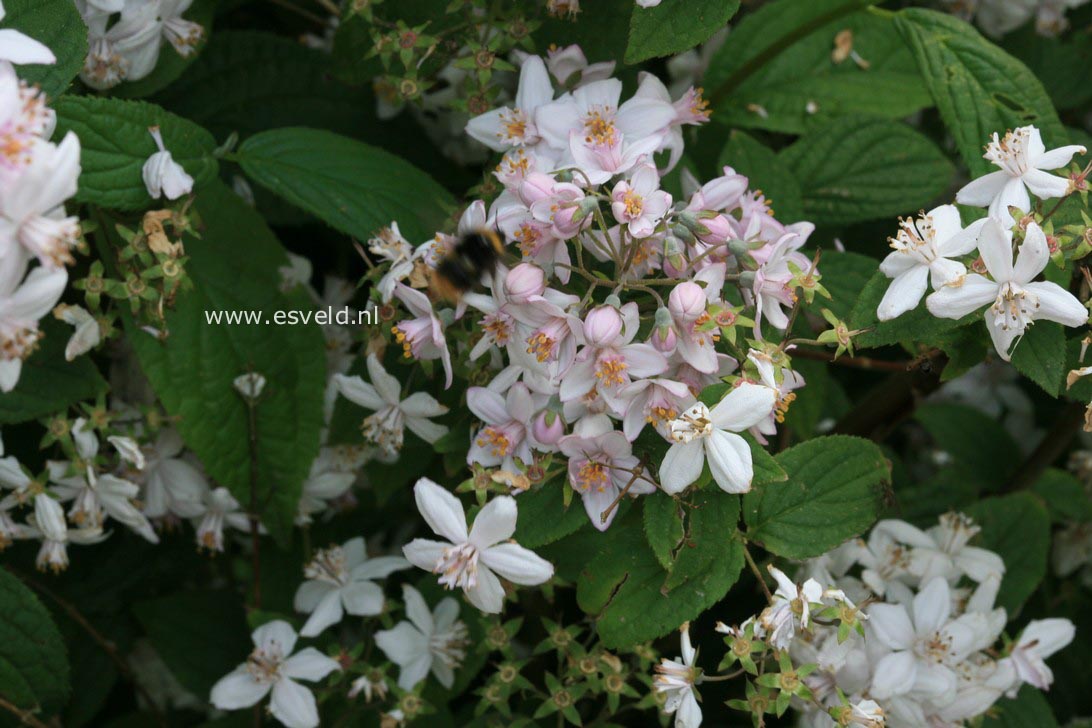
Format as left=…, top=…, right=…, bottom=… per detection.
left=374, top=584, right=469, bottom=690
left=758, top=565, right=823, bottom=650
left=347, top=673, right=386, bottom=702
left=652, top=622, right=702, bottom=728
left=956, top=126, right=1086, bottom=225
left=194, top=486, right=254, bottom=552
left=876, top=204, right=987, bottom=321
left=233, top=372, right=266, bottom=400
left=293, top=537, right=409, bottom=637
left=466, top=55, right=554, bottom=152
left=79, top=1, right=163, bottom=89
left=845, top=699, right=885, bottom=727
left=658, top=383, right=776, bottom=495
left=28, top=492, right=105, bottom=572
left=0, top=259, right=67, bottom=392
left=333, top=354, right=449, bottom=458
left=53, top=304, right=101, bottom=361
left=158, top=0, right=204, bottom=57
left=927, top=220, right=1087, bottom=360
left=867, top=577, right=974, bottom=702
left=136, top=428, right=208, bottom=520
left=0, top=3, right=57, bottom=64
left=1002, top=618, right=1075, bottom=691
left=210, top=620, right=340, bottom=728
left=142, top=126, right=194, bottom=200
left=402, top=477, right=554, bottom=613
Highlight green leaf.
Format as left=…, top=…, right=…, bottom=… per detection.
left=663, top=490, right=741, bottom=591
left=744, top=435, right=888, bottom=558
left=981, top=685, right=1058, bottom=728
left=750, top=435, right=789, bottom=487
left=111, top=0, right=216, bottom=99
left=0, top=320, right=106, bottom=425
left=780, top=116, right=954, bottom=225
left=0, top=569, right=69, bottom=714
left=514, top=478, right=589, bottom=549
left=892, top=466, right=980, bottom=526
left=893, top=8, right=1069, bottom=178
left=132, top=590, right=251, bottom=698
left=643, top=491, right=684, bottom=571
left=1011, top=321, right=1066, bottom=395
left=913, top=403, right=1021, bottom=487
left=717, top=130, right=804, bottom=223
left=1003, top=26, right=1092, bottom=112
left=52, top=96, right=219, bottom=211
left=1033, top=468, right=1092, bottom=524
left=236, top=127, right=453, bottom=243
left=625, top=0, right=739, bottom=64
left=848, top=269, right=978, bottom=349
left=125, top=184, right=327, bottom=543
left=811, top=251, right=879, bottom=321
left=0, top=0, right=87, bottom=98
left=704, top=1, right=930, bottom=134
left=576, top=516, right=743, bottom=648
left=538, top=0, right=634, bottom=65
left=965, top=493, right=1050, bottom=613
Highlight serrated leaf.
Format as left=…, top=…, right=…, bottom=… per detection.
left=717, top=130, right=804, bottom=223
left=1011, top=321, right=1066, bottom=395
left=1033, top=468, right=1092, bottom=524
left=625, top=0, right=739, bottom=64
left=704, top=1, right=930, bottom=134
left=780, top=116, right=954, bottom=225
left=642, top=491, right=684, bottom=571
left=848, top=269, right=978, bottom=348
left=236, top=127, right=453, bottom=243
left=744, top=435, right=887, bottom=558
left=576, top=515, right=743, bottom=648
left=52, top=96, right=219, bottom=211
left=131, top=590, right=251, bottom=698
left=914, top=403, right=1021, bottom=487
left=0, top=0, right=87, bottom=98
left=965, top=493, right=1050, bottom=613
left=111, top=0, right=215, bottom=99
left=125, top=184, right=327, bottom=543
left=0, top=320, right=106, bottom=425
left=663, top=489, right=740, bottom=591
left=893, top=8, right=1069, bottom=178
left=0, top=569, right=69, bottom=714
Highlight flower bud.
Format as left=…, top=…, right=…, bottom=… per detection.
left=504, top=263, right=546, bottom=303
left=518, top=172, right=556, bottom=207
left=652, top=307, right=677, bottom=352
left=697, top=214, right=734, bottom=245
left=669, top=281, right=706, bottom=321
left=532, top=410, right=565, bottom=445
left=583, top=304, right=623, bottom=346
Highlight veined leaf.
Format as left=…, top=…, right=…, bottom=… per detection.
left=626, top=0, right=739, bottom=64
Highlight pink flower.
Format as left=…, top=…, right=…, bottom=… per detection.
left=669, top=264, right=725, bottom=374
left=466, top=56, right=554, bottom=152
left=617, top=377, right=694, bottom=441
left=531, top=410, right=566, bottom=448
left=558, top=415, right=655, bottom=530
left=752, top=234, right=810, bottom=332
left=467, top=383, right=535, bottom=472
left=560, top=302, right=668, bottom=411
left=611, top=164, right=672, bottom=239
left=392, top=284, right=453, bottom=388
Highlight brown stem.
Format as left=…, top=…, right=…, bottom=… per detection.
left=246, top=398, right=262, bottom=610
left=0, top=695, right=49, bottom=728
left=7, top=568, right=167, bottom=726
left=1003, top=401, right=1085, bottom=492
left=741, top=543, right=773, bottom=602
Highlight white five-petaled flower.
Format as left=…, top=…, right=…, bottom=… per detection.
left=652, top=622, right=702, bottom=728
left=658, top=383, right=776, bottom=495
left=333, top=353, right=449, bottom=459
left=293, top=536, right=410, bottom=637
left=758, top=565, right=823, bottom=651
left=876, top=204, right=987, bottom=321
left=926, top=220, right=1087, bottom=361
left=142, top=126, right=194, bottom=200
left=402, top=477, right=554, bottom=613
left=374, top=584, right=469, bottom=690
left=210, top=620, right=340, bottom=728
left=465, top=55, right=553, bottom=151
left=1002, top=618, right=1075, bottom=692
left=53, top=303, right=101, bottom=361
left=956, top=125, right=1086, bottom=226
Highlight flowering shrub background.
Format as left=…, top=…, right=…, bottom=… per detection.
left=1, top=0, right=1092, bottom=727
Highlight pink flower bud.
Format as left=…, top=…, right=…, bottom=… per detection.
left=669, top=282, right=707, bottom=322
left=652, top=324, right=676, bottom=352
left=583, top=305, right=624, bottom=346
left=696, top=214, right=735, bottom=245
left=518, top=173, right=556, bottom=207
left=504, top=263, right=547, bottom=303
left=532, top=410, right=565, bottom=445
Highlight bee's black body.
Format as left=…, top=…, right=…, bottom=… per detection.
left=431, top=228, right=504, bottom=301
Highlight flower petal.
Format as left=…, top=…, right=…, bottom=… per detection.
left=705, top=430, right=753, bottom=494
left=659, top=440, right=704, bottom=495
left=468, top=495, right=518, bottom=548
left=374, top=621, right=429, bottom=666
left=1024, top=281, right=1088, bottom=327
left=283, top=648, right=340, bottom=682
left=341, top=580, right=385, bottom=617
left=299, top=588, right=344, bottom=637
left=870, top=650, right=917, bottom=699
left=955, top=171, right=1007, bottom=207
left=252, top=620, right=298, bottom=656
left=912, top=577, right=951, bottom=634
left=1012, top=222, right=1049, bottom=283
left=210, top=668, right=270, bottom=709
left=333, top=374, right=383, bottom=411
left=868, top=604, right=916, bottom=651
left=1022, top=168, right=1069, bottom=200
left=877, top=265, right=929, bottom=321
left=465, top=564, right=506, bottom=613
left=270, top=678, right=320, bottom=728
left=709, top=382, right=776, bottom=432
left=481, top=542, right=554, bottom=585
left=414, top=478, right=468, bottom=543
left=926, top=275, right=998, bottom=319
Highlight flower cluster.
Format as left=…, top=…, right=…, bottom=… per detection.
left=352, top=53, right=823, bottom=533
left=652, top=513, right=1075, bottom=728
left=0, top=17, right=80, bottom=392
left=877, top=125, right=1088, bottom=361
left=77, top=0, right=204, bottom=90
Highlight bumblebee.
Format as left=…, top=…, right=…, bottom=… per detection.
left=429, top=228, right=505, bottom=302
